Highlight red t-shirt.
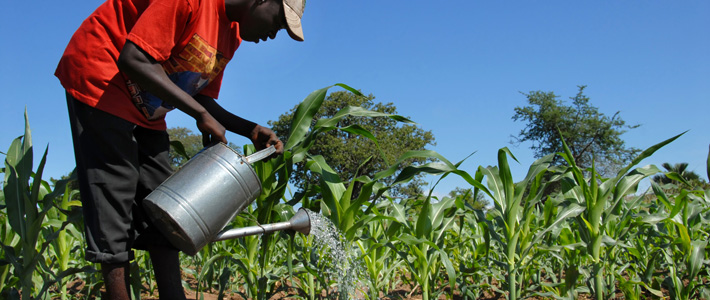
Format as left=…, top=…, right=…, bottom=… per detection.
left=55, top=0, right=241, bottom=130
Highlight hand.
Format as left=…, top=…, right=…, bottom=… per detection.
left=196, top=112, right=227, bottom=147
left=250, top=125, right=284, bottom=157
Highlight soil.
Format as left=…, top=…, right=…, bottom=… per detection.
left=58, top=275, right=636, bottom=300
left=56, top=270, right=700, bottom=300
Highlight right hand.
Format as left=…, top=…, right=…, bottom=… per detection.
left=196, top=112, right=227, bottom=146
left=249, top=125, right=284, bottom=159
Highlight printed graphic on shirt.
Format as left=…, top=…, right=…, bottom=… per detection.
left=129, top=34, right=231, bottom=121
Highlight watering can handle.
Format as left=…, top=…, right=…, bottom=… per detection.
left=244, top=146, right=276, bottom=164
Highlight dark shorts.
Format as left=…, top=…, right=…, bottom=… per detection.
left=66, top=93, right=175, bottom=264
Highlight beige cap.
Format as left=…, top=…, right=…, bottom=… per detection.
left=283, top=0, right=305, bottom=41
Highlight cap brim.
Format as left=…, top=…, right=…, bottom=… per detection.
left=284, top=1, right=304, bottom=41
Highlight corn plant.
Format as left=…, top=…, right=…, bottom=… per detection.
left=42, top=172, right=89, bottom=300
left=608, top=196, right=666, bottom=299
left=380, top=148, right=490, bottom=299
left=452, top=205, right=494, bottom=299
left=288, top=226, right=332, bottom=300
left=247, top=151, right=292, bottom=300
left=5, top=90, right=710, bottom=299
left=184, top=203, right=293, bottom=299
left=385, top=195, right=456, bottom=300
left=356, top=202, right=404, bottom=300
left=285, top=90, right=415, bottom=240
left=473, top=148, right=584, bottom=300
left=647, top=181, right=709, bottom=300
left=217, top=83, right=414, bottom=299
left=1, top=111, right=86, bottom=300
left=622, top=233, right=664, bottom=297
left=557, top=131, right=684, bottom=300
left=536, top=225, right=588, bottom=299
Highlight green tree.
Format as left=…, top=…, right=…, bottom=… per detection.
left=512, top=85, right=640, bottom=176
left=166, top=127, right=241, bottom=170
left=167, top=127, right=204, bottom=169
left=448, top=187, right=489, bottom=210
left=268, top=91, right=436, bottom=198
left=652, top=162, right=708, bottom=189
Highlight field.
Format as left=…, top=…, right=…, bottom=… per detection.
left=2, top=84, right=709, bottom=300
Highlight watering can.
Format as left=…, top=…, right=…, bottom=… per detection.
left=143, top=143, right=311, bottom=255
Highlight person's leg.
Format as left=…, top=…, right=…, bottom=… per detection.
left=132, top=126, right=187, bottom=299
left=148, top=245, right=187, bottom=300
left=101, top=262, right=131, bottom=300
left=66, top=93, right=140, bottom=300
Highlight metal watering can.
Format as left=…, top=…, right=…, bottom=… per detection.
left=143, top=143, right=311, bottom=255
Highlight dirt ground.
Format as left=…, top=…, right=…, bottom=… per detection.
left=65, top=277, right=508, bottom=300
left=140, top=279, right=595, bottom=300
left=60, top=272, right=684, bottom=300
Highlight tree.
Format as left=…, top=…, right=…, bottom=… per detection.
left=448, top=187, right=489, bottom=210
left=166, top=127, right=240, bottom=170
left=512, top=85, right=639, bottom=176
left=268, top=91, right=436, bottom=198
left=652, top=162, right=708, bottom=189
left=167, top=127, right=204, bottom=169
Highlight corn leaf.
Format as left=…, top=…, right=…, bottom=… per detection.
left=524, top=203, right=585, bottom=258
left=392, top=162, right=455, bottom=186
left=333, top=83, right=362, bottom=96
left=170, top=140, right=190, bottom=161
left=497, top=148, right=515, bottom=209
left=611, top=131, right=685, bottom=184
left=415, top=198, right=432, bottom=239
left=438, top=250, right=457, bottom=292
left=375, top=149, right=456, bottom=183
left=606, top=165, right=661, bottom=216
left=672, top=221, right=691, bottom=253
left=306, top=155, right=345, bottom=224
left=430, top=196, right=455, bottom=230
left=4, top=164, right=26, bottom=241
left=689, top=240, right=707, bottom=279
left=285, top=86, right=331, bottom=150
left=650, top=181, right=672, bottom=211
left=315, top=106, right=414, bottom=128
left=481, top=165, right=505, bottom=212
left=338, top=124, right=390, bottom=165
left=387, top=200, right=408, bottom=226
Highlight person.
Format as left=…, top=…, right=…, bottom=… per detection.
left=55, top=0, right=305, bottom=298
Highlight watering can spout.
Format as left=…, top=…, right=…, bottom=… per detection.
left=213, top=208, right=312, bottom=242
left=288, top=208, right=311, bottom=235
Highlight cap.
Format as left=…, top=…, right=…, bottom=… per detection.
left=283, top=0, right=305, bottom=41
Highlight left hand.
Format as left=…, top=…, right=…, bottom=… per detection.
left=250, top=125, right=284, bottom=158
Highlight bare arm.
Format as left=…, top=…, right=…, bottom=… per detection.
left=117, top=41, right=227, bottom=145
left=195, top=95, right=284, bottom=155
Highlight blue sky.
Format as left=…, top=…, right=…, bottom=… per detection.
left=1, top=1, right=708, bottom=196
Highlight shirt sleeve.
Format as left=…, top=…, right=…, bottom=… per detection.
left=126, top=0, right=194, bottom=62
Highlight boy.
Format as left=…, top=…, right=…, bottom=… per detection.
left=55, top=0, right=305, bottom=298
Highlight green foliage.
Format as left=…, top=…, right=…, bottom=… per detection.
left=167, top=126, right=241, bottom=170
left=1, top=110, right=90, bottom=300
left=448, top=187, right=489, bottom=210
left=167, top=127, right=204, bottom=169
left=652, top=162, right=709, bottom=191
left=386, top=196, right=459, bottom=300
left=269, top=90, right=435, bottom=198
left=649, top=181, right=710, bottom=300
left=474, top=149, right=584, bottom=300
left=1, top=86, right=709, bottom=300
left=557, top=131, right=684, bottom=300
left=512, top=85, right=640, bottom=176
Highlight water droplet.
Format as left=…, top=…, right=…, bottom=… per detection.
left=304, top=209, right=368, bottom=299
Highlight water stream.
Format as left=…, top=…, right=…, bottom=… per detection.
left=305, top=209, right=368, bottom=299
